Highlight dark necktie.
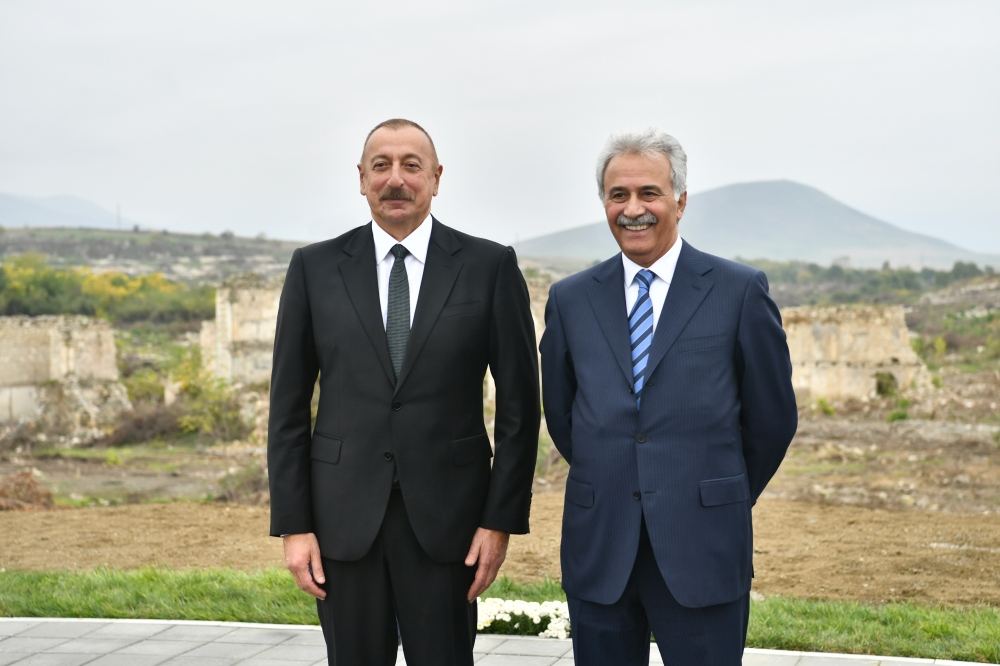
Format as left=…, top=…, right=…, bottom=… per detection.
left=629, top=269, right=655, bottom=407
left=386, top=244, right=410, bottom=380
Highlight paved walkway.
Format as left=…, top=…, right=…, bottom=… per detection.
left=0, top=619, right=990, bottom=665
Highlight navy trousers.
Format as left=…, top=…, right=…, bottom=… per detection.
left=568, top=519, right=749, bottom=666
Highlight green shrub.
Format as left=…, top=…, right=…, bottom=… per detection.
left=887, top=410, right=909, bottom=422
left=816, top=398, right=835, bottom=416
left=123, top=367, right=164, bottom=404
left=172, top=349, right=250, bottom=441
left=875, top=372, right=898, bottom=397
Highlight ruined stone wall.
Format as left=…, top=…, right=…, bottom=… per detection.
left=201, top=279, right=281, bottom=385
left=784, top=305, right=928, bottom=400
left=0, top=316, right=121, bottom=422
left=201, top=277, right=932, bottom=408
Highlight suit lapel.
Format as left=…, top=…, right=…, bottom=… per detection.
left=338, top=226, right=395, bottom=387
left=586, top=257, right=633, bottom=387
left=394, top=219, right=462, bottom=395
left=644, top=242, right=715, bottom=382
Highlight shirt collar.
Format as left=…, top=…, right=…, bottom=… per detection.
left=622, top=237, right=684, bottom=287
left=371, top=214, right=433, bottom=264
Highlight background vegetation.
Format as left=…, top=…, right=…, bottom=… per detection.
left=750, top=258, right=992, bottom=306
left=0, top=254, right=213, bottom=324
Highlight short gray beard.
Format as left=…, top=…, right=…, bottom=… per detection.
left=616, top=212, right=657, bottom=227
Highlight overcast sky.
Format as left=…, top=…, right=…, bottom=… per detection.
left=1, top=0, right=998, bottom=251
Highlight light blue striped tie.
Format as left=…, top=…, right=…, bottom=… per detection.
left=629, top=269, right=655, bottom=408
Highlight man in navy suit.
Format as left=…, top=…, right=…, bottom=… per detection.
left=540, top=129, right=797, bottom=665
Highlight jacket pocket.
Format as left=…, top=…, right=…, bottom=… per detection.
left=675, top=334, right=730, bottom=353
left=699, top=473, right=749, bottom=507
left=451, top=433, right=492, bottom=466
left=565, top=477, right=594, bottom=508
left=440, top=301, right=483, bottom=319
left=311, top=432, right=343, bottom=465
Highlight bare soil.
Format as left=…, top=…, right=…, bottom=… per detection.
left=0, top=494, right=997, bottom=607
left=1, top=367, right=998, bottom=607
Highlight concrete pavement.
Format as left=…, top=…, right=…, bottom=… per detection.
left=0, top=618, right=991, bottom=665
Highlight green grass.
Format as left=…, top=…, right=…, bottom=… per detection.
left=0, top=569, right=316, bottom=625
left=0, top=571, right=997, bottom=662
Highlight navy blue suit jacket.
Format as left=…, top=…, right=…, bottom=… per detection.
left=540, top=241, right=797, bottom=607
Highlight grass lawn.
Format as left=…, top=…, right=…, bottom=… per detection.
left=0, top=569, right=997, bottom=663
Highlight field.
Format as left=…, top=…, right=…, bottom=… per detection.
left=2, top=368, right=998, bottom=607
left=1, top=264, right=998, bottom=660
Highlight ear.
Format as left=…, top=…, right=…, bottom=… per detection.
left=358, top=163, right=366, bottom=195
left=432, top=163, right=443, bottom=196
left=676, top=191, right=687, bottom=220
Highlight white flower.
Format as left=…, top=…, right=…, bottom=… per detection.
left=476, top=597, right=571, bottom=639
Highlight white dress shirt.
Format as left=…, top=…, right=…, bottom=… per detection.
left=622, top=237, right=684, bottom=331
left=371, top=215, right=433, bottom=329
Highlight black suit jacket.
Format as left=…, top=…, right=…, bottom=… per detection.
left=268, top=219, right=540, bottom=563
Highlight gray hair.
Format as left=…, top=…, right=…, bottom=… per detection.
left=595, top=129, right=687, bottom=202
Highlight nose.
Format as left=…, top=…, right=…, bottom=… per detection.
left=624, top=195, right=645, bottom=218
left=387, top=164, right=405, bottom=187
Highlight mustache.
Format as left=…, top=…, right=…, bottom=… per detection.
left=380, top=187, right=414, bottom=202
left=616, top=212, right=658, bottom=227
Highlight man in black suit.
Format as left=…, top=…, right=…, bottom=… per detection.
left=267, top=118, right=540, bottom=666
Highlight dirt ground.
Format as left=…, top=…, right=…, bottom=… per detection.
left=1, top=491, right=997, bottom=607
left=1, top=369, right=998, bottom=607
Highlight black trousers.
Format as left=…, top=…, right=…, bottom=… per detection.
left=568, top=519, right=749, bottom=666
left=316, top=488, right=477, bottom=666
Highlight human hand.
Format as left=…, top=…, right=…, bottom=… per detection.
left=283, top=532, right=327, bottom=600
left=464, top=527, right=509, bottom=602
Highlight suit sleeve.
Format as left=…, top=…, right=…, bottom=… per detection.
left=480, top=247, right=540, bottom=535
left=267, top=248, right=319, bottom=536
left=539, top=282, right=575, bottom=464
left=736, top=270, right=798, bottom=503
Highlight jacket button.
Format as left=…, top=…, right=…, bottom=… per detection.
left=632, top=491, right=641, bottom=501
left=636, top=433, right=647, bottom=443
left=384, top=452, right=394, bottom=461
left=391, top=402, right=402, bottom=411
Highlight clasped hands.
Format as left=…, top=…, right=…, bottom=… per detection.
left=283, top=527, right=509, bottom=602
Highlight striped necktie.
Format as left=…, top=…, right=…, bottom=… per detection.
left=629, top=269, right=655, bottom=407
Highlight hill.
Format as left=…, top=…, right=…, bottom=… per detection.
left=0, top=226, right=301, bottom=283
left=514, top=180, right=1000, bottom=270
left=0, top=193, right=142, bottom=230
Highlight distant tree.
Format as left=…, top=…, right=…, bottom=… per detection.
left=950, top=261, right=982, bottom=281
left=220, top=230, right=236, bottom=241
left=132, top=224, right=140, bottom=233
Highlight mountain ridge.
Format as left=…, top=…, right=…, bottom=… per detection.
left=514, top=180, right=998, bottom=270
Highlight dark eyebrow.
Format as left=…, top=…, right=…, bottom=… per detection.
left=368, top=152, right=425, bottom=164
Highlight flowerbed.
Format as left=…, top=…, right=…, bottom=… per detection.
left=477, top=597, right=571, bottom=639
